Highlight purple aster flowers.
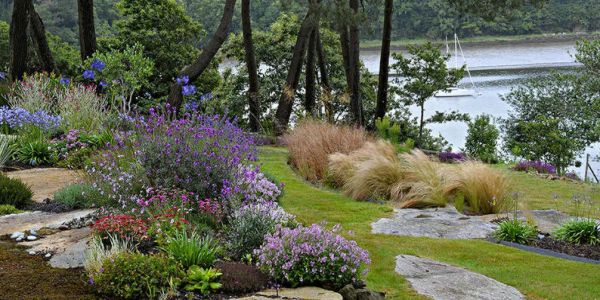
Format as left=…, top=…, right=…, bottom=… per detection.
left=59, top=76, right=71, bottom=86
left=182, top=84, right=197, bottom=96
left=176, top=75, right=190, bottom=85
left=513, top=160, right=557, bottom=174
left=91, top=59, right=106, bottom=72
left=83, top=70, right=95, bottom=80
left=439, top=151, right=466, bottom=163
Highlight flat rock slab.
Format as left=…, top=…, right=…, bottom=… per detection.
left=372, top=206, right=496, bottom=239
left=21, top=227, right=90, bottom=268
left=478, top=210, right=572, bottom=233
left=395, top=255, right=525, bottom=300
left=0, top=209, right=94, bottom=236
left=6, top=168, right=80, bottom=202
left=236, top=287, right=343, bottom=300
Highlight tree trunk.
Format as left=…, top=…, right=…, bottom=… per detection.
left=28, top=1, right=55, bottom=73
left=242, top=0, right=261, bottom=132
left=348, top=0, right=363, bottom=126
left=316, top=30, right=333, bottom=123
left=418, top=103, right=425, bottom=148
left=375, top=0, right=393, bottom=121
left=77, top=0, right=97, bottom=61
left=168, top=0, right=237, bottom=111
left=274, top=2, right=318, bottom=135
left=305, top=28, right=318, bottom=117
left=339, top=27, right=353, bottom=96
left=9, top=0, right=30, bottom=81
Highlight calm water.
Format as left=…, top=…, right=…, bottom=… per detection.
left=361, top=41, right=599, bottom=177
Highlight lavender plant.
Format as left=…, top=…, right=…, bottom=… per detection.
left=513, top=160, right=557, bottom=174
left=255, top=224, right=370, bottom=290
left=237, top=165, right=283, bottom=203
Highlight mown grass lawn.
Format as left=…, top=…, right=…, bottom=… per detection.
left=259, top=146, right=600, bottom=300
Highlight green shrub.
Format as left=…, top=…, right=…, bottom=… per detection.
left=465, top=115, right=499, bottom=163
left=161, top=230, right=221, bottom=269
left=184, top=266, right=222, bottom=295
left=0, top=174, right=33, bottom=208
left=0, top=134, right=15, bottom=168
left=554, top=218, right=600, bottom=245
left=493, top=220, right=537, bottom=244
left=13, top=139, right=56, bottom=166
left=93, top=252, right=182, bottom=300
left=53, top=183, right=103, bottom=209
left=0, top=204, right=21, bottom=215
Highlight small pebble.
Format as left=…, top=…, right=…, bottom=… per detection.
left=10, top=232, right=24, bottom=239
left=44, top=253, right=52, bottom=258
left=29, top=228, right=38, bottom=235
left=538, top=234, right=545, bottom=239
left=28, top=251, right=36, bottom=255
left=15, top=237, right=23, bottom=242
left=27, top=235, right=38, bottom=241
left=58, top=224, right=69, bottom=230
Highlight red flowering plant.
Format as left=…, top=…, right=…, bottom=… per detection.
left=91, top=214, right=149, bottom=243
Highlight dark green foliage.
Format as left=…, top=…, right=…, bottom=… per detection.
left=161, top=230, right=221, bottom=269
left=465, top=115, right=500, bottom=163
left=554, top=218, right=600, bottom=245
left=0, top=204, right=21, bottom=215
left=215, top=261, right=269, bottom=295
left=53, top=183, right=103, bottom=209
left=13, top=139, right=56, bottom=166
left=493, top=219, right=537, bottom=244
left=94, top=253, right=182, bottom=300
left=0, top=174, right=33, bottom=209
left=184, top=265, right=222, bottom=295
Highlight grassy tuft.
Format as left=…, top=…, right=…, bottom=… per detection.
left=457, top=162, right=512, bottom=214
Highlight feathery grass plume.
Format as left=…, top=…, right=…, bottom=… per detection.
left=343, top=155, right=405, bottom=201
left=394, top=150, right=458, bottom=208
left=327, top=140, right=397, bottom=187
left=84, top=234, right=132, bottom=276
left=457, top=162, right=512, bottom=214
left=284, top=120, right=369, bottom=182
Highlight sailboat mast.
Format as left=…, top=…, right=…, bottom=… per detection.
left=454, top=33, right=458, bottom=70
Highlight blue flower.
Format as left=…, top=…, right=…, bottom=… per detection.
left=83, top=70, right=95, bottom=80
left=0, top=71, right=6, bottom=80
left=176, top=75, right=190, bottom=85
left=99, top=80, right=108, bottom=88
left=90, top=59, right=106, bottom=72
left=59, top=76, right=70, bottom=86
left=182, top=85, right=197, bottom=96
left=200, top=92, right=213, bottom=101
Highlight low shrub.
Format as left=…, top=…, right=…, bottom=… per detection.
left=438, top=151, right=466, bottom=163
left=53, top=183, right=103, bottom=209
left=84, top=234, right=133, bottom=278
left=493, top=219, right=537, bottom=244
left=215, top=261, right=269, bottom=294
left=0, top=174, right=33, bottom=208
left=285, top=120, right=369, bottom=182
left=0, top=204, right=21, bottom=215
left=237, top=165, right=283, bottom=203
left=0, top=134, right=15, bottom=168
left=93, top=252, right=182, bottom=299
left=464, top=115, right=499, bottom=163
left=13, top=138, right=56, bottom=166
left=554, top=218, right=600, bottom=245
left=226, top=201, right=297, bottom=260
left=457, top=162, right=512, bottom=214
left=513, top=160, right=557, bottom=175
left=255, top=224, right=370, bottom=290
left=162, top=230, right=221, bottom=269
left=184, top=265, right=222, bottom=295
left=91, top=214, right=149, bottom=242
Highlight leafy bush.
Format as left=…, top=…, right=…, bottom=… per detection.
left=53, top=183, right=103, bottom=209
left=465, top=115, right=499, bottom=163
left=184, top=266, right=222, bottom=295
left=284, top=120, right=369, bottom=182
left=13, top=138, right=56, bottom=166
left=256, top=224, right=370, bottom=290
left=162, top=230, right=221, bottom=269
left=93, top=252, right=182, bottom=299
left=375, top=117, right=401, bottom=144
left=8, top=73, right=61, bottom=113
left=0, top=204, right=21, bottom=215
left=0, top=174, right=33, bottom=208
left=554, top=218, right=600, bottom=245
left=493, top=220, right=537, bottom=244
left=457, top=162, right=512, bottom=214
left=226, top=201, right=296, bottom=260
left=56, top=84, right=110, bottom=132
left=91, top=214, right=149, bottom=242
left=215, top=261, right=269, bottom=295
left=0, top=134, right=15, bottom=168
left=512, top=160, right=557, bottom=174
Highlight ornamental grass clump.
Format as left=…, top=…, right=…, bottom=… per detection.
left=554, top=218, right=600, bottom=245
left=457, top=162, right=512, bottom=214
left=135, top=109, right=257, bottom=208
left=493, top=219, right=537, bottom=244
left=285, top=120, right=369, bottom=182
left=255, top=224, right=370, bottom=290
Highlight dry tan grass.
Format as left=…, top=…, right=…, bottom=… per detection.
left=457, top=162, right=513, bottom=214
left=284, top=120, right=370, bottom=182
left=327, top=140, right=397, bottom=187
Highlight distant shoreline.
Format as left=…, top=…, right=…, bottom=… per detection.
left=361, top=32, right=600, bottom=51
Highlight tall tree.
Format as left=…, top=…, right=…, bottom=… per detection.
left=374, top=0, right=393, bottom=121
left=316, top=30, right=334, bottom=122
left=77, top=0, right=97, bottom=61
left=304, top=29, right=318, bottom=117
left=348, top=0, right=363, bottom=126
left=28, top=1, right=55, bottom=72
left=9, top=0, right=30, bottom=81
left=241, top=0, right=261, bottom=132
left=168, top=0, right=237, bottom=111
left=274, top=0, right=319, bottom=134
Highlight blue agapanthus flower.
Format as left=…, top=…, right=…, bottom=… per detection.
left=0, top=72, right=6, bottom=80
left=83, top=70, right=95, bottom=80
left=59, top=76, right=70, bottom=86
left=99, top=80, right=108, bottom=88
left=182, top=85, right=197, bottom=96
left=176, top=75, right=190, bottom=85
left=91, top=59, right=106, bottom=72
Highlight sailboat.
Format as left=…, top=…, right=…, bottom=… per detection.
left=434, top=33, right=479, bottom=98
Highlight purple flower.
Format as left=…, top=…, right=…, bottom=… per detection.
left=59, top=76, right=70, bottom=86
left=176, top=75, right=190, bottom=85
left=0, top=71, right=6, bottom=80
left=0, top=106, right=61, bottom=132
left=99, top=80, right=108, bottom=88
left=439, top=151, right=466, bottom=163
left=182, top=85, right=197, bottom=96
left=91, top=59, right=106, bottom=72
left=513, top=160, right=557, bottom=174
left=83, top=70, right=95, bottom=80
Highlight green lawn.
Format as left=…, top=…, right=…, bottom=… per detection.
left=259, top=146, right=600, bottom=300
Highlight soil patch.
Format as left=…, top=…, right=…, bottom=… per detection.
left=6, top=168, right=81, bottom=203
left=0, top=242, right=96, bottom=300
left=529, top=234, right=600, bottom=261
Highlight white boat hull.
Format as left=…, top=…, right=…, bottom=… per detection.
left=434, top=88, right=477, bottom=98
